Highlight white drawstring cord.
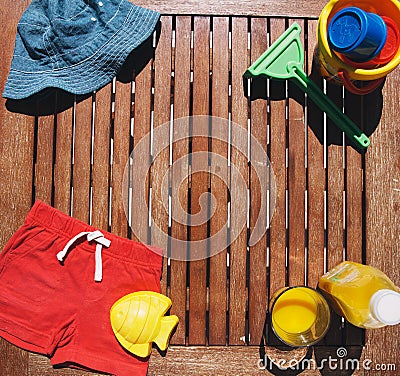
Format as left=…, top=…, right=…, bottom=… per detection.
left=57, top=230, right=111, bottom=282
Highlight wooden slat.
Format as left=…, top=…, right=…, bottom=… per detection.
left=344, top=91, right=363, bottom=264
left=209, top=16, right=229, bottom=346
left=169, top=15, right=192, bottom=345
left=343, top=87, right=365, bottom=347
left=35, top=114, right=55, bottom=204
left=151, top=16, right=172, bottom=295
left=266, top=18, right=289, bottom=347
left=131, top=59, right=153, bottom=243
left=326, top=83, right=344, bottom=272
left=0, top=339, right=29, bottom=376
left=111, top=80, right=131, bottom=237
left=0, top=1, right=35, bottom=374
left=28, top=345, right=322, bottom=376
left=188, top=16, right=210, bottom=345
left=248, top=17, right=268, bottom=346
left=0, top=0, right=36, bottom=244
left=54, top=102, right=73, bottom=215
left=268, top=17, right=287, bottom=303
left=150, top=346, right=267, bottom=376
left=135, top=0, right=325, bottom=18
left=324, top=82, right=345, bottom=347
left=364, top=67, right=400, bottom=375
left=91, top=84, right=112, bottom=230
left=149, top=346, right=324, bottom=375
left=229, top=16, right=249, bottom=345
left=287, top=18, right=306, bottom=287
left=306, top=19, right=325, bottom=289
left=28, top=344, right=367, bottom=376
left=29, top=354, right=100, bottom=376
left=72, top=96, right=93, bottom=222
left=345, top=144, right=363, bottom=262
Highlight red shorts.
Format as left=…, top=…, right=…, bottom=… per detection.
left=0, top=200, right=162, bottom=376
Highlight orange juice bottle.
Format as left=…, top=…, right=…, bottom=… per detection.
left=318, top=261, right=400, bottom=329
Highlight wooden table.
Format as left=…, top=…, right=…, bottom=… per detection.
left=1, top=1, right=399, bottom=375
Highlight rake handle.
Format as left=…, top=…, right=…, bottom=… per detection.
left=291, top=65, right=370, bottom=149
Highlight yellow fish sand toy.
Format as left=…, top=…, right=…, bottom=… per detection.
left=110, top=291, right=179, bottom=358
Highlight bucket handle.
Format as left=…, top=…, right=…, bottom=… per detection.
left=338, top=70, right=385, bottom=95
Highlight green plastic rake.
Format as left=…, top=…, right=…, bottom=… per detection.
left=244, top=22, right=370, bottom=149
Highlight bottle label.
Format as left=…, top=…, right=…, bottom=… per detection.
left=324, top=263, right=360, bottom=284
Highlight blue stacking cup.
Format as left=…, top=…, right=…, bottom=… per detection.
left=328, top=7, right=387, bottom=62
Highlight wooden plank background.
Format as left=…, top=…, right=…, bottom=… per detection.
left=1, top=0, right=35, bottom=375
left=1, top=1, right=400, bottom=375
left=135, top=0, right=325, bottom=17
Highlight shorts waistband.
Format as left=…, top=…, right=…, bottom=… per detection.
left=26, top=200, right=163, bottom=269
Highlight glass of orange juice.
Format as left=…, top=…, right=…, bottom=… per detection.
left=270, top=286, right=331, bottom=347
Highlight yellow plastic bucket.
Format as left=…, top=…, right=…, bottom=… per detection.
left=317, top=0, right=400, bottom=93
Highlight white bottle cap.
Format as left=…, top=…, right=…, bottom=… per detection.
left=370, top=289, right=400, bottom=326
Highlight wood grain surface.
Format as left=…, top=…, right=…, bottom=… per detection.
left=248, top=17, right=268, bottom=346
left=91, top=84, right=112, bottom=231
left=287, top=18, right=306, bottom=287
left=135, top=0, right=325, bottom=17
left=188, top=16, right=210, bottom=346
left=229, top=16, right=250, bottom=346
left=306, top=19, right=325, bottom=290
left=111, top=79, right=131, bottom=238
left=0, top=1, right=35, bottom=375
left=151, top=15, right=173, bottom=296
left=209, top=16, right=229, bottom=345
left=72, top=95, right=93, bottom=223
left=0, top=3, right=397, bottom=375
left=364, top=65, right=400, bottom=375
left=268, top=18, right=288, bottom=302
left=53, top=98, right=73, bottom=215
left=169, top=15, right=192, bottom=345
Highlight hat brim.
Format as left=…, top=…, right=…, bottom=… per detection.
left=3, top=5, right=160, bottom=99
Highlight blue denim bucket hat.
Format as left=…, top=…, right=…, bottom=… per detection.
left=3, top=0, right=160, bottom=99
